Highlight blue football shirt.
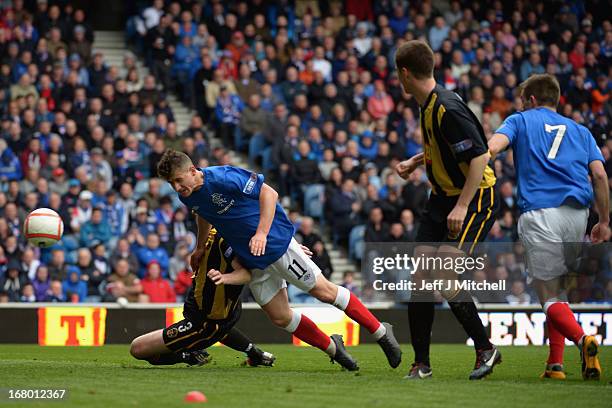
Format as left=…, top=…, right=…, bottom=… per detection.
left=179, top=166, right=295, bottom=270
left=495, top=107, right=604, bottom=214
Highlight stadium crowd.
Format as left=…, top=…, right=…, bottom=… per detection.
left=0, top=0, right=610, bottom=305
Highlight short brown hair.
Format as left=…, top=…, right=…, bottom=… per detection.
left=156, top=149, right=193, bottom=180
left=519, top=74, right=560, bottom=107
left=395, top=40, right=434, bottom=79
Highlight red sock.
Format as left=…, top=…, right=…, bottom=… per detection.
left=293, top=314, right=332, bottom=352
left=345, top=293, right=382, bottom=335
left=546, top=319, right=565, bottom=365
left=545, top=302, right=584, bottom=345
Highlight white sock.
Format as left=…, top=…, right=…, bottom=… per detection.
left=325, top=338, right=337, bottom=357
left=372, top=323, right=386, bottom=341
left=283, top=310, right=302, bottom=333
left=333, top=286, right=351, bottom=310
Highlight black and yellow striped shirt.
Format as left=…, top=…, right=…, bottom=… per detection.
left=184, top=228, right=242, bottom=321
left=420, top=85, right=496, bottom=196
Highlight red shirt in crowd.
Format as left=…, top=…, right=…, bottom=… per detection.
left=141, top=261, right=176, bottom=303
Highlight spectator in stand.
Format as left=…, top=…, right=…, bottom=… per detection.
left=48, top=279, right=66, bottom=302
left=79, top=207, right=111, bottom=247
left=311, top=240, right=333, bottom=280
left=168, top=241, right=190, bottom=282
left=506, top=280, right=532, bottom=305
left=0, top=261, right=26, bottom=301
left=0, top=139, right=22, bottom=183
left=108, top=240, right=138, bottom=279
left=215, top=85, right=243, bottom=150
left=62, top=265, right=88, bottom=302
left=341, top=271, right=360, bottom=296
left=105, top=258, right=142, bottom=303
left=367, top=79, right=394, bottom=120
left=135, top=233, right=169, bottom=278
left=364, top=207, right=389, bottom=242
left=328, top=178, right=361, bottom=246
left=140, top=260, right=175, bottom=303
left=239, top=93, right=267, bottom=151
left=70, top=190, right=93, bottom=233
left=20, top=283, right=36, bottom=303
left=32, top=264, right=51, bottom=301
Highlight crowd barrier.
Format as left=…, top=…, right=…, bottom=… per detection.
left=0, top=303, right=609, bottom=346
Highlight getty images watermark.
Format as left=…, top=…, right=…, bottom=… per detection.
left=361, top=242, right=611, bottom=302
left=370, top=252, right=504, bottom=292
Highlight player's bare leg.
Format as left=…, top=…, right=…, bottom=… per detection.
left=308, top=274, right=402, bottom=368
left=130, top=329, right=211, bottom=366
left=535, top=278, right=600, bottom=380
left=260, top=288, right=358, bottom=370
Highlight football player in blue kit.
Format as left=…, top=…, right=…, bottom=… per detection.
left=488, top=74, right=609, bottom=380
left=155, top=149, right=403, bottom=371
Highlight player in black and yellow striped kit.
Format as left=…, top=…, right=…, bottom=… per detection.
left=130, top=228, right=275, bottom=367
left=395, top=40, right=501, bottom=380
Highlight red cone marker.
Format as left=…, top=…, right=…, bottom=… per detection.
left=184, top=391, right=207, bottom=403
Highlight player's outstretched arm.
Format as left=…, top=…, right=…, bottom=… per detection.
left=250, top=183, right=278, bottom=256
left=589, top=160, right=611, bottom=243
left=207, top=259, right=253, bottom=285
left=190, top=215, right=212, bottom=273
left=487, top=133, right=510, bottom=161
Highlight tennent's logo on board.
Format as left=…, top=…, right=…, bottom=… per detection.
left=38, top=307, right=107, bottom=346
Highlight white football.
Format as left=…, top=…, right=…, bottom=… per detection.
left=24, top=208, right=64, bottom=248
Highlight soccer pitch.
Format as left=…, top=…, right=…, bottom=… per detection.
left=0, top=345, right=610, bottom=407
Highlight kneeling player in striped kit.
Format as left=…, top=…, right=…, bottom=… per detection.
left=130, top=228, right=275, bottom=367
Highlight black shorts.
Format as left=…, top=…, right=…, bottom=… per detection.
left=415, top=186, right=499, bottom=253
left=162, top=307, right=241, bottom=352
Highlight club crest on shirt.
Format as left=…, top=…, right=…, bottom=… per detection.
left=211, top=193, right=227, bottom=207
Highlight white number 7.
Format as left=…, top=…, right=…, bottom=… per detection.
left=545, top=124, right=567, bottom=159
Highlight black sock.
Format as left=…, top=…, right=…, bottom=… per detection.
left=221, top=328, right=256, bottom=357
left=408, top=292, right=435, bottom=366
left=448, top=290, right=492, bottom=351
left=146, top=352, right=185, bottom=365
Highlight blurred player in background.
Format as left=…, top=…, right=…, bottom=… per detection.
left=157, top=150, right=403, bottom=372
left=395, top=40, right=501, bottom=380
left=130, top=228, right=275, bottom=368
left=488, top=74, right=609, bottom=380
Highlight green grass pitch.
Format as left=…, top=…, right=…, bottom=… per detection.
left=0, top=344, right=610, bottom=407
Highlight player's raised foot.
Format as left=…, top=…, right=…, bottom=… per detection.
left=540, top=363, right=566, bottom=380
left=403, top=363, right=432, bottom=380
left=246, top=346, right=276, bottom=367
left=469, top=346, right=501, bottom=380
left=377, top=322, right=402, bottom=368
left=581, top=335, right=601, bottom=380
left=182, top=350, right=212, bottom=366
left=330, top=334, right=359, bottom=371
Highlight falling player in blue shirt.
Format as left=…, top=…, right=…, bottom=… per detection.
left=488, top=74, right=610, bottom=381
left=155, top=149, right=402, bottom=371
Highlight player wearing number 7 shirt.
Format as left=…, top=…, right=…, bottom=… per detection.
left=488, top=74, right=610, bottom=380
left=156, top=149, right=402, bottom=371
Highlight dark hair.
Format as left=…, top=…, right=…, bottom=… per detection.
left=519, top=74, right=560, bottom=107
left=395, top=40, right=434, bottom=79
left=156, top=149, right=193, bottom=180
